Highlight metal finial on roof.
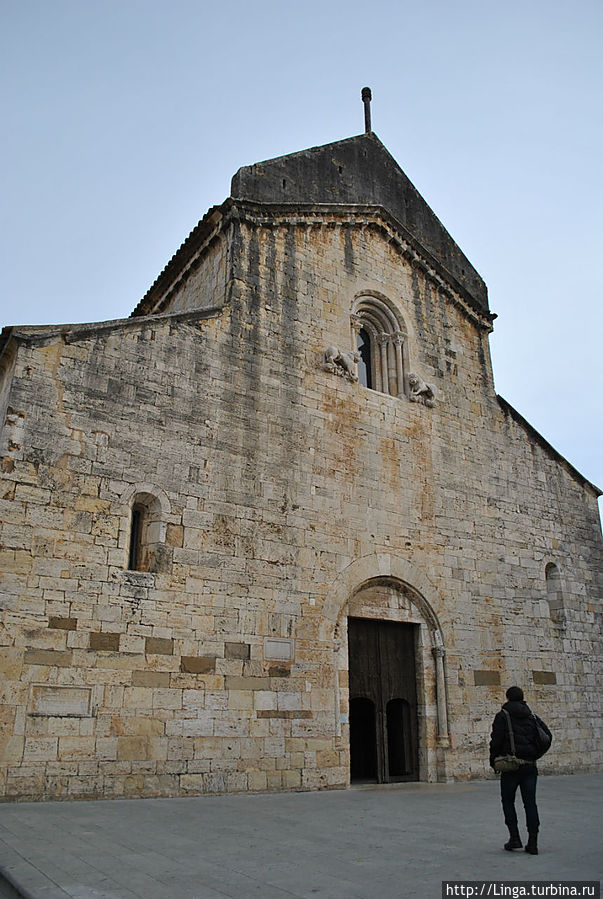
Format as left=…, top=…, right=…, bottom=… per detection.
left=361, top=87, right=372, bottom=133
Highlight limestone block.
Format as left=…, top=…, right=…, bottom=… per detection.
left=228, top=691, right=253, bottom=711
left=123, top=687, right=154, bottom=709
left=22, top=737, right=58, bottom=761
left=254, top=690, right=277, bottom=711
left=180, top=656, right=215, bottom=674
left=48, top=616, right=77, bottom=630
left=95, top=737, right=118, bottom=759
left=145, top=637, right=174, bottom=655
left=182, top=689, right=205, bottom=709
left=152, top=689, right=182, bottom=710
left=247, top=770, right=267, bottom=791
left=29, top=685, right=91, bottom=717
left=89, top=632, right=120, bottom=652
left=57, top=737, right=97, bottom=760
left=204, top=773, right=227, bottom=793
left=213, top=716, right=249, bottom=737
left=0, top=646, right=24, bottom=680
left=224, top=642, right=250, bottom=660
left=117, top=736, right=151, bottom=761
left=265, top=771, right=283, bottom=790
left=182, top=716, right=213, bottom=737
left=23, top=649, right=73, bottom=668
left=0, top=735, right=25, bottom=763
left=316, top=749, right=340, bottom=768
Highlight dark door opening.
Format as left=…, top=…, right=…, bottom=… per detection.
left=348, top=617, right=418, bottom=783
left=349, top=697, right=377, bottom=781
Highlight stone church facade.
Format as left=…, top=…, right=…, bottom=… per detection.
left=0, top=130, right=601, bottom=801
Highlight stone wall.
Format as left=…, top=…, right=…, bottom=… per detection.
left=0, top=206, right=600, bottom=800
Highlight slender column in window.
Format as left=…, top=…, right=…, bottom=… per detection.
left=378, top=334, right=389, bottom=395
left=393, top=332, right=405, bottom=397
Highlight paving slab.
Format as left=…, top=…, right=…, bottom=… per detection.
left=0, top=774, right=601, bottom=899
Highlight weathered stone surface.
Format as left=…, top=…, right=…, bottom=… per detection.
left=224, top=642, right=250, bottom=660
left=29, top=685, right=91, bottom=718
left=180, top=657, right=216, bottom=674
left=48, top=616, right=77, bottom=630
left=533, top=670, right=557, bottom=685
left=89, top=633, right=121, bottom=652
left=145, top=637, right=174, bottom=655
left=23, top=650, right=73, bottom=668
left=473, top=671, right=501, bottom=686
left=0, top=130, right=600, bottom=802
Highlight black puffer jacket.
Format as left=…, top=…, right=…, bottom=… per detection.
left=489, top=700, right=551, bottom=769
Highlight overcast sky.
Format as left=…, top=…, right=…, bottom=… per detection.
left=1, top=0, right=601, bottom=501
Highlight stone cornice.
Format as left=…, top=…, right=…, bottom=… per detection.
left=228, top=200, right=496, bottom=332
left=131, top=202, right=232, bottom=318
left=0, top=307, right=224, bottom=356
left=130, top=198, right=496, bottom=331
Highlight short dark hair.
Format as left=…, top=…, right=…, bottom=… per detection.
left=506, top=686, right=524, bottom=702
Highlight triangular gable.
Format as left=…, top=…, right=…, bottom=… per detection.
left=231, top=132, right=488, bottom=313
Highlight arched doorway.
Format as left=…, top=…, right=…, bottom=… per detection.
left=323, top=554, right=451, bottom=783
left=348, top=617, right=418, bottom=783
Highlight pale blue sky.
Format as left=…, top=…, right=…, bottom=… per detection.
left=1, top=0, right=601, bottom=495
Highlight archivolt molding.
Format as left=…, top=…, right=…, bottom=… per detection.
left=322, top=553, right=445, bottom=647
left=352, top=291, right=407, bottom=337
left=325, top=553, right=451, bottom=747
left=120, top=483, right=171, bottom=516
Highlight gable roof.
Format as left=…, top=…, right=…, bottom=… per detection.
left=231, top=132, right=488, bottom=313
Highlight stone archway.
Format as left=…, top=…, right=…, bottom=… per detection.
left=322, top=554, right=450, bottom=783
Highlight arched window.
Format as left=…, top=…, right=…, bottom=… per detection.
left=127, top=491, right=165, bottom=572
left=545, top=562, right=565, bottom=625
left=351, top=295, right=408, bottom=397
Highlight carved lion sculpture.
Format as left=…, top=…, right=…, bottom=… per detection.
left=408, top=372, right=436, bottom=407
left=322, top=346, right=360, bottom=382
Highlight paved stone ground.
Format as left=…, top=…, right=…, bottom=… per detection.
left=0, top=774, right=600, bottom=899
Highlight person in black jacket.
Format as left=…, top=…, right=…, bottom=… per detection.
left=489, top=686, right=552, bottom=855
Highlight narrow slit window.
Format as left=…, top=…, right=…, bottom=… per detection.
left=128, top=504, right=145, bottom=571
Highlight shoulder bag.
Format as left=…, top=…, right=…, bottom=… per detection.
left=493, top=709, right=526, bottom=774
left=532, top=714, right=552, bottom=757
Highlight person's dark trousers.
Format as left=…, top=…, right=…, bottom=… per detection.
left=500, top=764, right=539, bottom=835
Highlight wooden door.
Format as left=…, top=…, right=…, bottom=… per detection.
left=348, top=618, right=418, bottom=783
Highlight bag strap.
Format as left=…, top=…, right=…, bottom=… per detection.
left=502, top=709, right=516, bottom=755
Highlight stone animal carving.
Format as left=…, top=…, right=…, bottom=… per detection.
left=322, top=346, right=360, bottom=382
left=408, top=372, right=436, bottom=407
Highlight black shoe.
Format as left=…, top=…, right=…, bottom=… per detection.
left=524, top=834, right=538, bottom=855
left=504, top=837, right=523, bottom=851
